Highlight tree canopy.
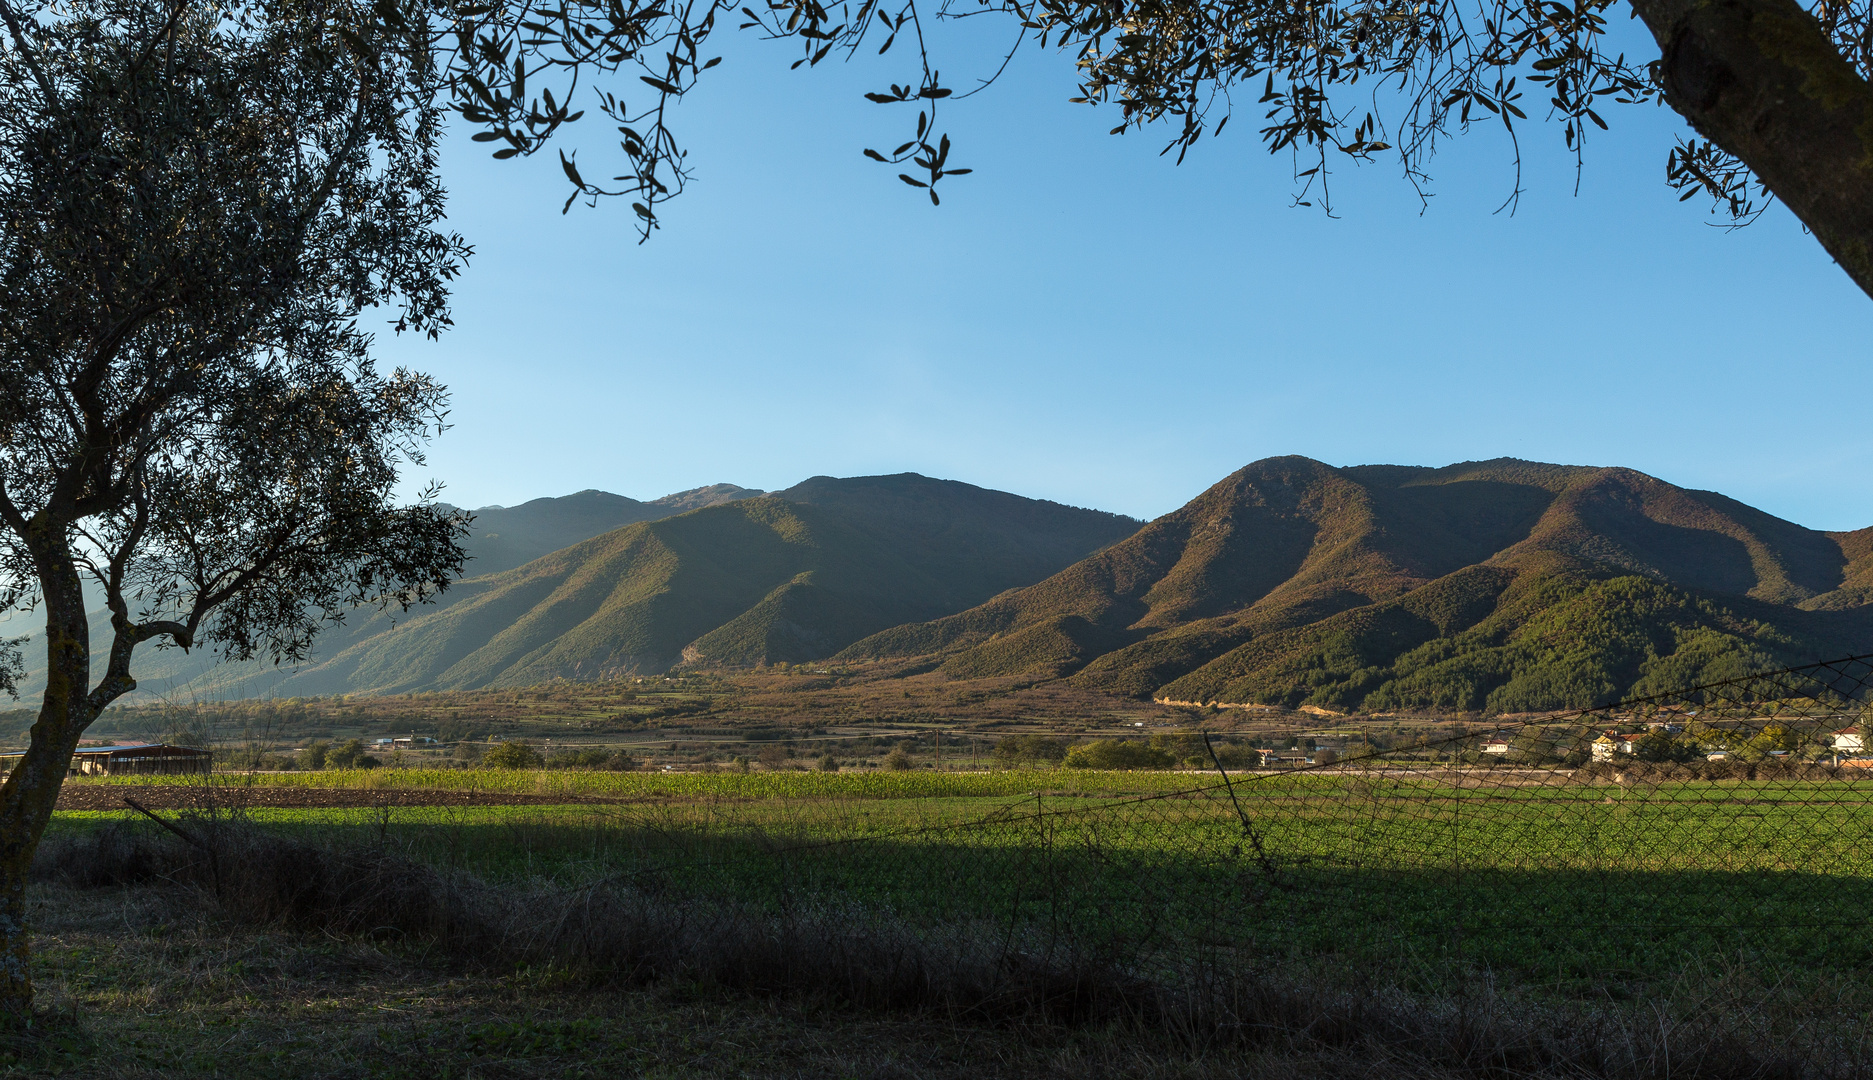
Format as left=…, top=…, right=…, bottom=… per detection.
left=439, top=0, right=1873, bottom=295
left=0, top=0, right=468, bottom=1011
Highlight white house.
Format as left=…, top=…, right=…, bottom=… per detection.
left=1591, top=734, right=1620, bottom=762
left=1833, top=727, right=1864, bottom=754
left=1480, top=734, right=1513, bottom=756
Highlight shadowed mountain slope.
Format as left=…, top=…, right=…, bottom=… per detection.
left=450, top=485, right=764, bottom=576
left=4, top=482, right=770, bottom=701
left=240, top=474, right=1139, bottom=694
left=840, top=458, right=1873, bottom=714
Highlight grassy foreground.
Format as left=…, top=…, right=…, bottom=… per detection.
left=17, top=882, right=1318, bottom=1080
left=19, top=838, right=1860, bottom=1080
left=25, top=765, right=1873, bottom=1079
left=48, top=769, right=1873, bottom=997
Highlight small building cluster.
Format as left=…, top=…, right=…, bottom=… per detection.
left=1580, top=723, right=1869, bottom=765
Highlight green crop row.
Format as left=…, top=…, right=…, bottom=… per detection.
left=67, top=767, right=1225, bottom=799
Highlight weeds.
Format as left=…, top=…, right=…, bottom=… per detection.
left=30, top=816, right=1870, bottom=1079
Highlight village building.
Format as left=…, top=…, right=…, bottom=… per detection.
left=1833, top=726, right=1864, bottom=754
left=0, top=743, right=215, bottom=777
left=1591, top=734, right=1620, bottom=762
left=1480, top=734, right=1513, bottom=756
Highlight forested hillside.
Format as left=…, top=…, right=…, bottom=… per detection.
left=842, top=458, right=1873, bottom=714
left=211, top=474, right=1139, bottom=694
left=4, top=481, right=771, bottom=699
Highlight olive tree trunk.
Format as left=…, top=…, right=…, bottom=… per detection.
left=1631, top=0, right=1873, bottom=297
left=0, top=528, right=132, bottom=1015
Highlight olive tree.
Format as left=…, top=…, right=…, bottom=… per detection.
left=0, top=0, right=466, bottom=1011
left=0, top=0, right=1861, bottom=1024
left=451, top=0, right=1873, bottom=295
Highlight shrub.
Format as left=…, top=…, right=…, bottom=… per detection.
left=325, top=739, right=379, bottom=770
left=544, top=748, right=635, bottom=770
left=1148, top=730, right=1205, bottom=764
left=1063, top=740, right=1173, bottom=770
left=991, top=735, right=1067, bottom=767
left=1205, top=741, right=1254, bottom=769
left=482, top=741, right=544, bottom=769
left=297, top=741, right=331, bottom=770
left=437, top=719, right=495, bottom=744
left=817, top=754, right=839, bottom=772
left=1509, top=734, right=1558, bottom=765
left=883, top=747, right=914, bottom=771
left=221, top=746, right=292, bottom=771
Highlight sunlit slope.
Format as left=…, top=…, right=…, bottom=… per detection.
left=1817, top=525, right=1873, bottom=611
left=264, top=474, right=1138, bottom=693
left=451, top=484, right=764, bottom=576
left=2, top=484, right=768, bottom=702
left=840, top=457, right=1873, bottom=713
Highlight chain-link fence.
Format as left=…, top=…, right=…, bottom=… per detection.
left=577, top=654, right=1873, bottom=999
left=53, top=654, right=1873, bottom=1072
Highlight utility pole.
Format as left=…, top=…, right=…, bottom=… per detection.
left=935, top=729, right=941, bottom=769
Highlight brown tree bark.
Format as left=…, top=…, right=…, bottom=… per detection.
left=1629, top=0, right=1873, bottom=298
left=0, top=517, right=138, bottom=1015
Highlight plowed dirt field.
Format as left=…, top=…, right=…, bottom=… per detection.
left=56, top=785, right=625, bottom=811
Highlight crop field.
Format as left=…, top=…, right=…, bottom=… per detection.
left=53, top=765, right=1873, bottom=998
left=60, top=766, right=1220, bottom=800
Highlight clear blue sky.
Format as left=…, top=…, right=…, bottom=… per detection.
left=377, top=27, right=1873, bottom=531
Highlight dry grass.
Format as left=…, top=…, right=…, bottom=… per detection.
left=4, top=882, right=1429, bottom=1080
left=16, top=821, right=1868, bottom=1080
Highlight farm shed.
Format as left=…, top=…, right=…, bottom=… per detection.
left=60, top=743, right=212, bottom=776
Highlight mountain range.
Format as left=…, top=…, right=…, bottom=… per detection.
left=440, top=484, right=765, bottom=576
left=138, top=473, right=1140, bottom=696
left=21, top=458, right=1873, bottom=715
left=840, top=457, right=1873, bottom=714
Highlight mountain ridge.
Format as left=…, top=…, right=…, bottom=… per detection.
left=441, top=483, right=765, bottom=576
left=839, top=457, right=1873, bottom=714
left=196, top=472, right=1142, bottom=695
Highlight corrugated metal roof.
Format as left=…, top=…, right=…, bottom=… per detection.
left=0, top=743, right=211, bottom=756
left=0, top=742, right=211, bottom=758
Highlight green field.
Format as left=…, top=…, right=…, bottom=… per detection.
left=54, top=769, right=1873, bottom=997
left=67, top=766, right=1218, bottom=799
